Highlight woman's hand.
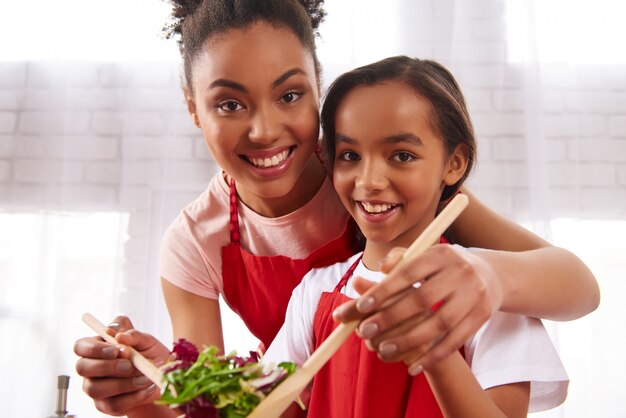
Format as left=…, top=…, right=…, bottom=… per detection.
left=74, top=315, right=171, bottom=416
left=333, top=244, right=503, bottom=373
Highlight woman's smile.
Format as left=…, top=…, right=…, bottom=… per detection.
left=240, top=146, right=297, bottom=177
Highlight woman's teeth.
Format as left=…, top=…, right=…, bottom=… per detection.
left=249, top=150, right=290, bottom=168
left=361, top=202, right=397, bottom=214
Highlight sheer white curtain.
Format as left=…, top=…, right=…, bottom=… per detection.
left=1, top=1, right=624, bottom=417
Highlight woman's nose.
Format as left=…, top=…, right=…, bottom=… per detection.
left=248, top=104, right=282, bottom=145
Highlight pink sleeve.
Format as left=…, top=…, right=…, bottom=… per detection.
left=159, top=215, right=220, bottom=300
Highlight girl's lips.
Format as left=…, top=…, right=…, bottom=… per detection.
left=356, top=201, right=400, bottom=223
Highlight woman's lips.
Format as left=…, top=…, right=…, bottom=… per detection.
left=241, top=146, right=296, bottom=178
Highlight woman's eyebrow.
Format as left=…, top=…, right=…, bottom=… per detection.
left=208, top=79, right=247, bottom=92
left=207, top=68, right=306, bottom=93
left=272, top=68, right=306, bottom=89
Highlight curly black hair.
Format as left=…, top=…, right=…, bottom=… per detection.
left=163, top=0, right=326, bottom=91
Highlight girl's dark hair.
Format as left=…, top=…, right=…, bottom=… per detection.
left=321, top=55, right=476, bottom=201
left=163, top=0, right=325, bottom=92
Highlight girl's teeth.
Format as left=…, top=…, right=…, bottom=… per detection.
left=362, top=202, right=395, bottom=213
left=250, top=150, right=289, bottom=168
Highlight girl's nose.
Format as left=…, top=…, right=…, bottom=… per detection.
left=355, top=159, right=388, bottom=191
left=248, top=104, right=282, bottom=145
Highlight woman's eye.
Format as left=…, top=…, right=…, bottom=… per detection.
left=337, top=151, right=360, bottom=162
left=280, top=91, right=302, bottom=104
left=217, top=100, right=243, bottom=112
left=392, top=152, right=416, bottom=162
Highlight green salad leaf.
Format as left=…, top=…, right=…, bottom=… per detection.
left=157, top=339, right=295, bottom=418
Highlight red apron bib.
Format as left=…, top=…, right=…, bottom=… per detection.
left=308, top=255, right=444, bottom=418
left=221, top=178, right=359, bottom=350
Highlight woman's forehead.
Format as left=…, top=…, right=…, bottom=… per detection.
left=193, top=22, right=317, bottom=87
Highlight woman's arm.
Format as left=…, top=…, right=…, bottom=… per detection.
left=161, top=278, right=225, bottom=351
left=74, top=316, right=177, bottom=418
left=334, top=190, right=599, bottom=370
left=426, top=352, right=530, bottom=418
left=450, top=188, right=600, bottom=319
left=73, top=281, right=225, bottom=418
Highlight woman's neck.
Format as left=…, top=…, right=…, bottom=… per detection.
left=232, top=154, right=327, bottom=218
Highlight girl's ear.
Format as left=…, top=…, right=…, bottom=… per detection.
left=443, top=144, right=469, bottom=186
left=184, top=86, right=201, bottom=128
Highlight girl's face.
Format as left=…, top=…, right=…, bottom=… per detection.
left=332, top=81, right=466, bottom=258
left=187, top=22, right=321, bottom=216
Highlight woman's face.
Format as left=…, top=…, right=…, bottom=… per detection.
left=189, top=22, right=321, bottom=212
left=332, top=81, right=466, bottom=256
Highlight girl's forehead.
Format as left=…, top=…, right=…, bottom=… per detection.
left=335, top=82, right=438, bottom=143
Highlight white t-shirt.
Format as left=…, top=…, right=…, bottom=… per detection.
left=264, top=252, right=569, bottom=413
left=159, top=172, right=349, bottom=300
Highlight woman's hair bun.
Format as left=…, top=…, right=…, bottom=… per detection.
left=162, top=0, right=204, bottom=40
left=298, top=0, right=326, bottom=33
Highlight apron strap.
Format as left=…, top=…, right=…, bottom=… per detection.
left=333, top=254, right=363, bottom=293
left=228, top=177, right=241, bottom=246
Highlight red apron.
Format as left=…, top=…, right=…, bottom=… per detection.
left=221, top=178, right=359, bottom=350
left=308, top=255, right=444, bottom=418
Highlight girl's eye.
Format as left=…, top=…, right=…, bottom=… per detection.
left=280, top=91, right=302, bottom=104
left=337, top=150, right=360, bottom=162
left=217, top=100, right=244, bottom=112
left=392, top=152, right=416, bottom=162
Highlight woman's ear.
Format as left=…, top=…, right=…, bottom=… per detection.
left=443, top=144, right=469, bottom=186
left=184, top=86, right=200, bottom=128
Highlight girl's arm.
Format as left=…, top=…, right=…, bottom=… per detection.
left=426, top=352, right=529, bottom=418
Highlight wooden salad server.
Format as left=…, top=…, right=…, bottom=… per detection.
left=82, top=313, right=165, bottom=390
left=247, top=193, right=469, bottom=418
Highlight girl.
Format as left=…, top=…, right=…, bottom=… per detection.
left=73, top=1, right=595, bottom=417
left=264, top=55, right=567, bottom=418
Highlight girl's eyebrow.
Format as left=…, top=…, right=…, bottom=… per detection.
left=208, top=68, right=306, bottom=93
left=384, top=133, right=425, bottom=146
left=335, top=133, right=424, bottom=146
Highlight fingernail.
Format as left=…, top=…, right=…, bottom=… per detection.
left=409, top=364, right=424, bottom=376
left=332, top=306, right=344, bottom=319
left=356, top=296, right=375, bottom=313
left=133, top=376, right=150, bottom=387
left=102, top=346, right=118, bottom=358
left=379, top=342, right=397, bottom=357
left=359, top=322, right=378, bottom=338
left=117, top=360, right=133, bottom=373
left=107, top=322, right=121, bottom=331
left=146, top=383, right=157, bottom=393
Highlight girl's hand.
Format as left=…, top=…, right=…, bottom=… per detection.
left=74, top=315, right=170, bottom=416
left=333, top=244, right=503, bottom=373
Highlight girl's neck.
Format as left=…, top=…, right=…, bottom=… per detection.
left=233, top=154, right=327, bottom=218
left=360, top=215, right=437, bottom=272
